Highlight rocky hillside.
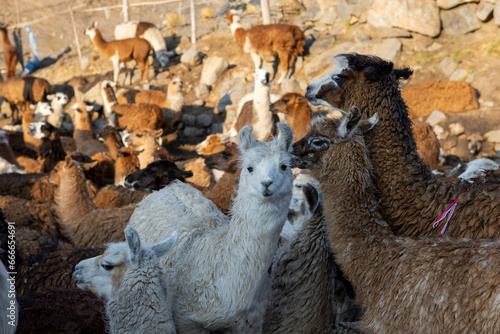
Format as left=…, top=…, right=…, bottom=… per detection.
left=1, top=0, right=500, bottom=160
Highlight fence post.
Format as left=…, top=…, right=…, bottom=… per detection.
left=261, top=0, right=271, bottom=24
left=69, top=6, right=83, bottom=75
left=190, top=0, right=196, bottom=44
left=123, top=0, right=130, bottom=22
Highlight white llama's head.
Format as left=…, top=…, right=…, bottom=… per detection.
left=47, top=92, right=69, bottom=106
left=253, top=69, right=270, bottom=87
left=73, top=226, right=178, bottom=301
left=238, top=122, right=294, bottom=201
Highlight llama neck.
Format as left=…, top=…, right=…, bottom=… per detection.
left=107, top=264, right=175, bottom=334
left=341, top=80, right=454, bottom=229
left=137, top=139, right=157, bottom=169
left=0, top=29, right=10, bottom=47
left=167, top=93, right=183, bottom=113
left=104, top=135, right=122, bottom=161
left=102, top=86, right=119, bottom=117
left=58, top=167, right=96, bottom=225
left=252, top=84, right=272, bottom=141
left=233, top=28, right=246, bottom=49
left=92, top=29, right=110, bottom=56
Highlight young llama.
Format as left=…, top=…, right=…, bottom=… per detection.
left=128, top=123, right=295, bottom=333
left=305, top=53, right=500, bottom=239
left=73, top=226, right=177, bottom=334
left=227, top=12, right=304, bottom=84
left=292, top=107, right=500, bottom=333
left=0, top=24, right=19, bottom=78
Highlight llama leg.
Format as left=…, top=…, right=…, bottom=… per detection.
left=111, top=55, right=120, bottom=83
left=250, top=53, right=262, bottom=70
left=277, top=52, right=291, bottom=84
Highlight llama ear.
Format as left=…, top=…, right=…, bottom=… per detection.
left=82, top=160, right=99, bottom=170
left=303, top=183, right=320, bottom=214
left=93, top=22, right=98, bottom=28
left=360, top=113, right=379, bottom=134
left=153, top=129, right=163, bottom=138
left=338, top=106, right=362, bottom=138
left=124, top=226, right=141, bottom=259
left=238, top=125, right=255, bottom=152
left=46, top=94, right=54, bottom=101
left=152, top=231, right=178, bottom=258
left=64, top=155, right=72, bottom=167
left=227, top=12, right=233, bottom=23
left=276, top=122, right=294, bottom=152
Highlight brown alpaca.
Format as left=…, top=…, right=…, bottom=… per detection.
left=72, top=102, right=109, bottom=157
left=100, top=125, right=126, bottom=160
left=85, top=22, right=151, bottom=83
left=56, top=157, right=134, bottom=248
left=117, top=76, right=184, bottom=129
left=126, top=128, right=163, bottom=169
left=412, top=121, right=440, bottom=169
left=227, top=12, right=304, bottom=84
left=292, top=108, right=500, bottom=334
left=114, top=147, right=141, bottom=186
left=0, top=24, right=19, bottom=78
left=305, top=53, right=500, bottom=239
left=270, top=93, right=313, bottom=142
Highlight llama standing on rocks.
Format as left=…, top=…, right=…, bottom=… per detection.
left=129, top=123, right=294, bottom=333
left=305, top=53, right=500, bottom=239
left=264, top=184, right=360, bottom=334
left=292, top=108, right=500, bottom=333
left=73, top=226, right=178, bottom=334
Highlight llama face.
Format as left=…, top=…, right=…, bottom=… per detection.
left=253, top=69, right=270, bottom=86
left=47, top=92, right=69, bottom=105
left=238, top=123, right=294, bottom=200
left=204, top=142, right=239, bottom=173
left=26, top=122, right=47, bottom=139
left=305, top=56, right=350, bottom=110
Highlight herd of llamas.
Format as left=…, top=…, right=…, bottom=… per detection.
left=0, top=7, right=499, bottom=334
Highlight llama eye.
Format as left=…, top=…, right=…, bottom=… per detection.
left=335, top=75, right=347, bottom=85
left=247, top=167, right=254, bottom=173
left=101, top=263, right=114, bottom=271
left=281, top=165, right=287, bottom=171
left=311, top=138, right=328, bottom=148
left=135, top=134, right=143, bottom=138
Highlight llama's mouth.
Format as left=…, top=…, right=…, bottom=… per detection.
left=262, top=190, right=273, bottom=197
left=124, top=180, right=138, bottom=190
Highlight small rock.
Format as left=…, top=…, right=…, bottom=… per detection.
left=280, top=78, right=303, bottom=93
left=337, top=1, right=351, bottom=21
left=478, top=99, right=494, bottom=108
left=183, top=126, right=205, bottom=137
left=197, top=113, right=213, bottom=127
left=476, top=2, right=494, bottom=21
left=450, top=69, right=468, bottom=81
left=484, top=130, right=500, bottom=143
left=192, top=99, right=205, bottom=106
left=308, top=36, right=336, bottom=55
left=312, top=26, right=328, bottom=33
left=427, top=42, right=443, bottom=52
left=426, top=110, right=447, bottom=126
left=495, top=1, right=500, bottom=25
left=354, top=34, right=371, bottom=43
left=437, top=0, right=479, bottom=10
left=182, top=114, right=197, bottom=127
left=195, top=84, right=210, bottom=99
left=448, top=122, right=465, bottom=136
left=441, top=4, right=482, bottom=35
left=305, top=0, right=322, bottom=21
left=320, top=7, right=338, bottom=25
left=439, top=57, right=458, bottom=76
left=200, top=56, right=229, bottom=86
left=180, top=46, right=203, bottom=66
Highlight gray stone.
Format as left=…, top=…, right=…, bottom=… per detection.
left=182, top=114, right=197, bottom=127
left=439, top=57, right=458, bottom=76
left=308, top=36, right=337, bottom=55
left=195, top=84, right=210, bottom=99
left=320, top=7, right=338, bottom=25
left=197, top=113, right=213, bottom=127
left=82, top=82, right=103, bottom=106
left=200, top=56, right=229, bottom=86
left=354, top=34, right=371, bottom=43
left=450, top=69, right=468, bottom=81
left=180, top=46, right=203, bottom=66
left=380, top=28, right=412, bottom=39
left=426, top=110, right=447, bottom=126
left=427, top=42, right=443, bottom=52
left=433, top=124, right=449, bottom=141
left=449, top=122, right=465, bottom=136
left=305, top=0, right=322, bottom=21
left=336, top=1, right=351, bottom=21
left=280, top=78, right=303, bottom=94
left=211, top=123, right=223, bottom=134
left=183, top=126, right=205, bottom=137
left=305, top=39, right=402, bottom=81
left=437, top=0, right=479, bottom=10
left=476, top=2, right=494, bottom=21
left=441, top=4, right=482, bottom=35
left=367, top=0, right=441, bottom=37
left=484, top=129, right=500, bottom=143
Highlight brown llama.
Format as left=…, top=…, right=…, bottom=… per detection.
left=292, top=107, right=500, bottom=334
left=305, top=53, right=500, bottom=239
left=270, top=93, right=313, bottom=142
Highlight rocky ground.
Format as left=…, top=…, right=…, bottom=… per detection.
left=1, top=0, right=500, bottom=161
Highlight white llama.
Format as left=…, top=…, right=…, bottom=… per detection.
left=128, top=122, right=295, bottom=333
left=73, top=226, right=178, bottom=334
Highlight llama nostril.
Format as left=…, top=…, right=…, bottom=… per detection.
left=262, top=180, right=273, bottom=188
left=306, top=85, right=312, bottom=91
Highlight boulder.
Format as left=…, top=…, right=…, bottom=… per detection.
left=441, top=4, right=482, bottom=35
left=200, top=56, right=229, bottom=86
left=437, top=0, right=479, bottom=10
